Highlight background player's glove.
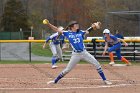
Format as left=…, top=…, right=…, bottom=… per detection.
left=43, top=19, right=49, bottom=25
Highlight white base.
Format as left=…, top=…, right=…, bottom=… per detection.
left=112, top=64, right=127, bottom=66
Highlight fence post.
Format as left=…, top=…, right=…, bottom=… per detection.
left=29, top=42, right=31, bottom=62
left=92, top=39, right=96, bottom=57
left=133, top=42, right=136, bottom=61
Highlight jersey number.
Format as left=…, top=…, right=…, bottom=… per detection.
left=73, top=38, right=80, bottom=43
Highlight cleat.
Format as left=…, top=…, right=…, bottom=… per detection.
left=126, top=62, right=132, bottom=66
left=109, top=62, right=115, bottom=65
left=47, top=80, right=55, bottom=84
left=52, top=65, right=58, bottom=69
left=104, top=80, right=112, bottom=85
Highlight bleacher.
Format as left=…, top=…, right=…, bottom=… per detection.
left=62, top=37, right=140, bottom=61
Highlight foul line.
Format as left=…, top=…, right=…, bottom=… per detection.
left=0, top=83, right=140, bottom=90
left=49, top=78, right=126, bottom=82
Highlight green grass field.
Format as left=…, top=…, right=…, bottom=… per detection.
left=31, top=43, right=52, bottom=57
left=31, top=43, right=71, bottom=56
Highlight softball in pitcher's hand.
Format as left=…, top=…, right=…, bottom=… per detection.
left=43, top=19, right=49, bottom=25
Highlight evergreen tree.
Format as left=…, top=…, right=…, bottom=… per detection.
left=0, top=0, right=30, bottom=32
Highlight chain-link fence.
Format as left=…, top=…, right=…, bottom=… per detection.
left=107, top=11, right=140, bottom=36
left=0, top=42, right=51, bottom=61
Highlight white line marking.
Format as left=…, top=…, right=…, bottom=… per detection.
left=48, top=78, right=126, bottom=82
left=0, top=84, right=139, bottom=90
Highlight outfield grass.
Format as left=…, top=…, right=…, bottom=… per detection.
left=31, top=43, right=52, bottom=57
left=31, top=43, right=71, bottom=56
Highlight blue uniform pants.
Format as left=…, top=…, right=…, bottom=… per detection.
left=108, top=43, right=122, bottom=60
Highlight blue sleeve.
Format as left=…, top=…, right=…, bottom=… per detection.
left=120, top=35, right=124, bottom=39
left=110, top=35, right=117, bottom=41
left=63, top=31, right=69, bottom=38
left=80, top=30, right=86, bottom=39
left=115, top=34, right=124, bottom=39
left=45, top=36, right=50, bottom=43
left=81, top=30, right=86, bottom=35
left=63, top=31, right=67, bottom=36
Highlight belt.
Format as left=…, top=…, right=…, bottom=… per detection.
left=73, top=50, right=84, bottom=53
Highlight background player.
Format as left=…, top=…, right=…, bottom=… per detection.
left=43, top=19, right=112, bottom=85
left=102, top=31, right=115, bottom=65
left=108, top=30, right=124, bottom=65
left=43, top=26, right=65, bottom=69
left=102, top=29, right=132, bottom=66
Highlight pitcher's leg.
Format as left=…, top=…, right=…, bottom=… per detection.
left=54, top=53, right=80, bottom=83
left=83, top=51, right=107, bottom=81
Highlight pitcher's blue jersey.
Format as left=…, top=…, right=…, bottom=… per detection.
left=63, top=30, right=85, bottom=51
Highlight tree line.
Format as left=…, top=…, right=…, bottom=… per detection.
left=0, top=0, right=140, bottom=39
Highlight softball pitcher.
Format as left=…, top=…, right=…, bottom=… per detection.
left=43, top=19, right=112, bottom=85
left=43, top=26, right=65, bottom=69
left=102, top=29, right=132, bottom=66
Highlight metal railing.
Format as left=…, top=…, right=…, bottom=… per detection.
left=0, top=39, right=140, bottom=62
left=63, top=39, right=140, bottom=61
